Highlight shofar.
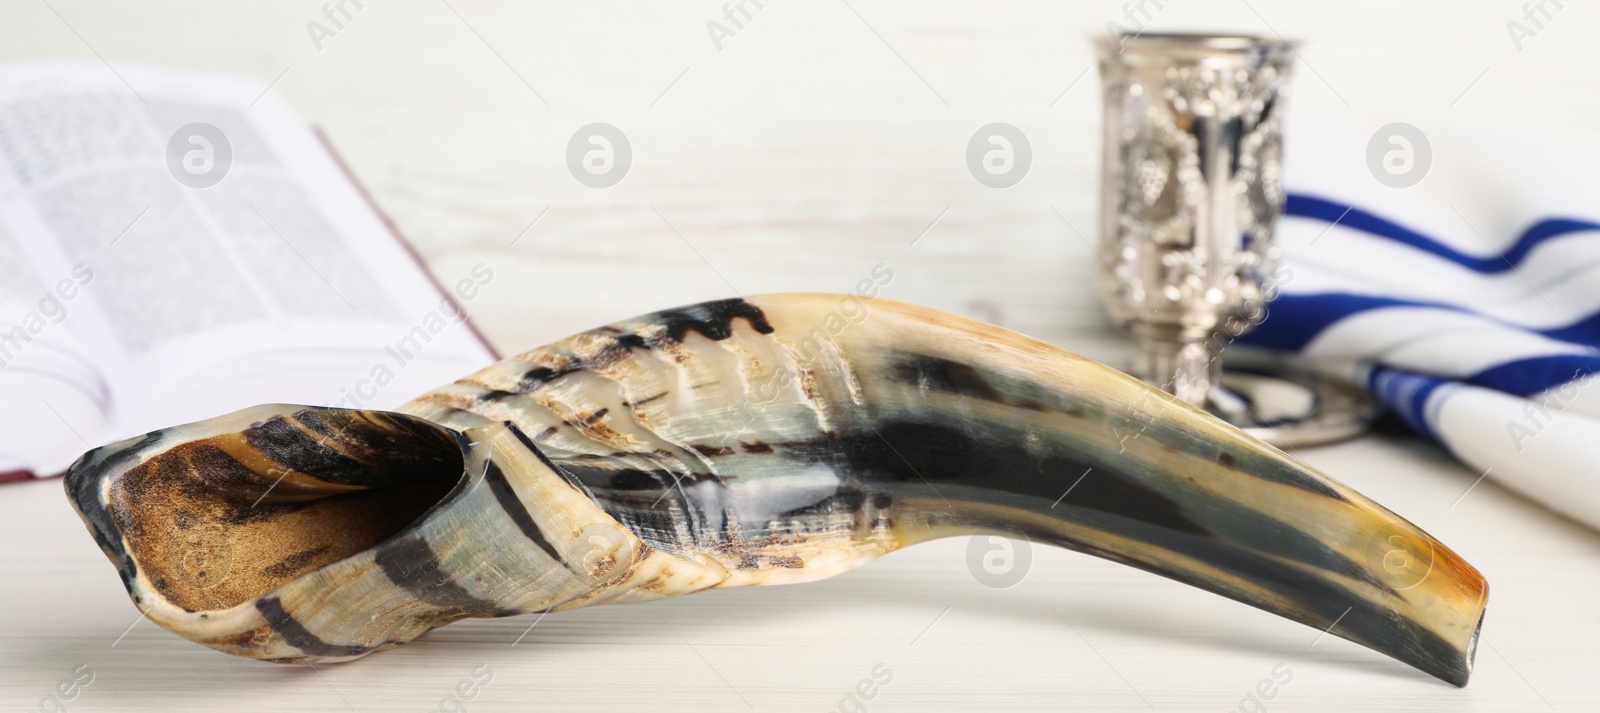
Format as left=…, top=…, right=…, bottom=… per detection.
left=64, top=294, right=1487, bottom=685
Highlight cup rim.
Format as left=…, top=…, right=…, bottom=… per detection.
left=1095, top=32, right=1298, bottom=61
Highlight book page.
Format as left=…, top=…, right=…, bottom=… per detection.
left=0, top=218, right=111, bottom=474
left=0, top=61, right=496, bottom=474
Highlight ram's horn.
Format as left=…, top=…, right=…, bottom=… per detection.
left=65, top=293, right=1487, bottom=685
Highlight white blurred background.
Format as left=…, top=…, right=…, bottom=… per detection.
left=5, top=0, right=1592, bottom=355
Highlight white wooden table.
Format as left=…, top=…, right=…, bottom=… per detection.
left=4, top=1, right=1599, bottom=710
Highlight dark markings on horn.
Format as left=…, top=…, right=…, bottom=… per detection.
left=653, top=298, right=774, bottom=342
left=891, top=353, right=1007, bottom=402
left=775, top=486, right=868, bottom=519
left=885, top=351, right=1349, bottom=503
left=501, top=423, right=594, bottom=502
left=244, top=415, right=379, bottom=486
left=262, top=545, right=335, bottom=580
left=611, top=333, right=649, bottom=351
left=514, top=300, right=771, bottom=393
left=561, top=466, right=719, bottom=493
left=1210, top=446, right=1349, bottom=502
left=519, top=366, right=582, bottom=392
left=373, top=535, right=517, bottom=617
left=945, top=503, right=1463, bottom=685
left=552, top=464, right=711, bottom=552
left=828, top=419, right=1392, bottom=594
left=294, top=409, right=449, bottom=460
left=63, top=431, right=164, bottom=590
left=183, top=443, right=266, bottom=492
left=482, top=461, right=575, bottom=572
left=182, top=444, right=318, bottom=525
left=886, top=352, right=1054, bottom=412
left=687, top=444, right=735, bottom=458
left=257, top=596, right=368, bottom=658
left=244, top=412, right=460, bottom=488
left=1172, top=429, right=1349, bottom=502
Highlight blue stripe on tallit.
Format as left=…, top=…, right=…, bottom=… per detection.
left=1241, top=193, right=1600, bottom=443
left=1246, top=291, right=1600, bottom=353
left=1366, top=366, right=1451, bottom=445
left=1246, top=293, right=1426, bottom=352
left=1285, top=194, right=1600, bottom=274
left=1468, top=354, right=1600, bottom=397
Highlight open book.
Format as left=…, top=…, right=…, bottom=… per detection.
left=0, top=61, right=498, bottom=481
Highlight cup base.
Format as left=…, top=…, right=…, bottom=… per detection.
left=1128, top=352, right=1381, bottom=449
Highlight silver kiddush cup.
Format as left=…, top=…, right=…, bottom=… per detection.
left=1095, top=34, right=1375, bottom=447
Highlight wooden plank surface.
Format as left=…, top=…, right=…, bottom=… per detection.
left=4, top=1, right=1599, bottom=710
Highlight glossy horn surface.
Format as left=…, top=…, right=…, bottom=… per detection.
left=65, top=294, right=1487, bottom=685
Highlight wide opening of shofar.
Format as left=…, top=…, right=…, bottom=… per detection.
left=102, top=407, right=467, bottom=613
